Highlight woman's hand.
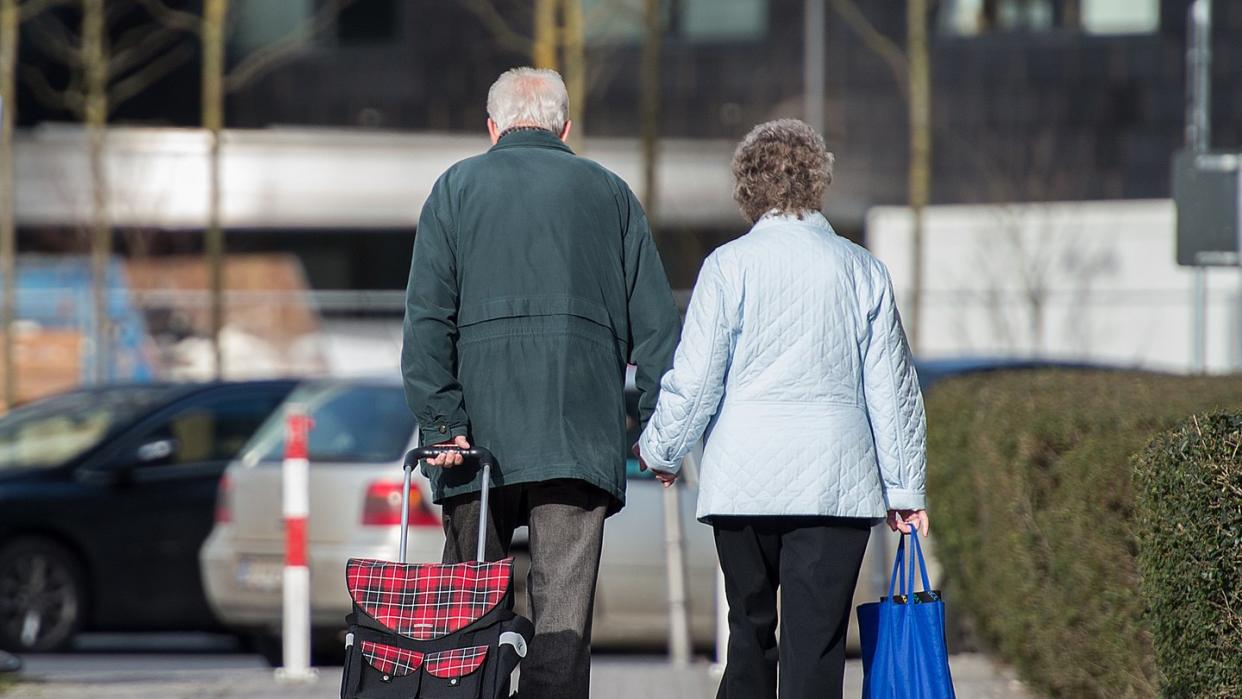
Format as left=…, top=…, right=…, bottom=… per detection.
left=634, top=443, right=679, bottom=488
left=887, top=509, right=929, bottom=537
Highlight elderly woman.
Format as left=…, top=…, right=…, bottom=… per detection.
left=638, top=119, right=929, bottom=699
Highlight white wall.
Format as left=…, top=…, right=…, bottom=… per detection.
left=867, top=200, right=1242, bottom=373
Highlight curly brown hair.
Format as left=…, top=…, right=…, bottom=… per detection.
left=731, top=119, right=834, bottom=223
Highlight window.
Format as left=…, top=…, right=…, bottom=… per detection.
left=585, top=0, right=768, bottom=45
left=585, top=0, right=652, bottom=44
left=137, top=391, right=287, bottom=467
left=939, top=0, right=1158, bottom=36
left=1081, top=0, right=1158, bottom=35
left=245, top=384, right=415, bottom=464
left=231, top=0, right=314, bottom=55
left=0, top=387, right=174, bottom=470
left=681, top=0, right=767, bottom=41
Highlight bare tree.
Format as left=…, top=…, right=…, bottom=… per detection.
left=139, top=0, right=356, bottom=378
left=461, top=0, right=639, bottom=152
left=906, top=0, right=930, bottom=352
left=19, top=0, right=196, bottom=384
left=1, top=0, right=77, bottom=407
left=827, top=0, right=930, bottom=352
left=0, top=0, right=19, bottom=409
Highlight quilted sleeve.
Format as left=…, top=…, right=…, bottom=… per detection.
left=638, top=254, right=737, bottom=474
left=862, top=262, right=927, bottom=510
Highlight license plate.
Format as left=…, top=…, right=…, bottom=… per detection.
left=235, top=557, right=284, bottom=592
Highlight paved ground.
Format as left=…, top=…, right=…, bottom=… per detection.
left=0, top=634, right=1032, bottom=698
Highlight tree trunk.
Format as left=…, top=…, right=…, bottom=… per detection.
left=532, top=0, right=556, bottom=69
left=561, top=0, right=584, bottom=151
left=640, top=0, right=660, bottom=219
left=203, top=0, right=227, bottom=378
left=906, top=0, right=930, bottom=353
left=83, top=0, right=109, bottom=385
left=0, top=0, right=18, bottom=409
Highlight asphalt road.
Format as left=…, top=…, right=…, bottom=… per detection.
left=1, top=633, right=1031, bottom=698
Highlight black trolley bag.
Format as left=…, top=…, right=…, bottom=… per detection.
left=341, top=446, right=534, bottom=698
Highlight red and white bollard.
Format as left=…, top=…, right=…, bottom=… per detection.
left=276, top=404, right=317, bottom=682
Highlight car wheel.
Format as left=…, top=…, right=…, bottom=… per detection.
left=0, top=537, right=85, bottom=652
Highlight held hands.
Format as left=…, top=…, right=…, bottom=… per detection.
left=633, top=443, right=678, bottom=488
left=427, top=435, right=471, bottom=468
left=887, top=509, right=930, bottom=537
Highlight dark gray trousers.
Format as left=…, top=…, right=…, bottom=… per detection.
left=713, top=516, right=872, bottom=699
left=441, top=478, right=610, bottom=699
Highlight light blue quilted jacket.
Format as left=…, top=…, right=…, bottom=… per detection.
left=638, top=211, right=927, bottom=520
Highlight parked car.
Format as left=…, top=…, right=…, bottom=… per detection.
left=201, top=377, right=717, bottom=664
left=0, top=380, right=297, bottom=652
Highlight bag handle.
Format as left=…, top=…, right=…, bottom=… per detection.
left=886, top=529, right=933, bottom=602
left=886, top=534, right=907, bottom=600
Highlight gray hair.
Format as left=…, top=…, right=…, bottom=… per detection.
left=486, top=67, right=569, bottom=133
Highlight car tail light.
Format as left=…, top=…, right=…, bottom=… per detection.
left=362, top=481, right=439, bottom=527
left=215, top=474, right=232, bottom=524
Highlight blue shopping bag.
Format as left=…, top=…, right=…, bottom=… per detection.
left=856, top=530, right=955, bottom=699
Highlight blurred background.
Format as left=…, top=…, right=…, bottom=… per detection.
left=0, top=0, right=1239, bottom=406
left=1, top=2, right=1241, bottom=696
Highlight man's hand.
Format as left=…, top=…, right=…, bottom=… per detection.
left=633, top=442, right=678, bottom=488
left=887, top=509, right=929, bottom=537
left=427, top=435, right=471, bottom=468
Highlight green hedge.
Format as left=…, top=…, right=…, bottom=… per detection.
left=925, top=370, right=1242, bottom=698
left=1135, top=413, right=1242, bottom=698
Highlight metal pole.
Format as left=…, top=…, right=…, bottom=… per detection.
left=662, top=483, right=691, bottom=666
left=803, top=0, right=825, bottom=135
left=712, top=562, right=728, bottom=678
left=1187, top=0, right=1211, bottom=373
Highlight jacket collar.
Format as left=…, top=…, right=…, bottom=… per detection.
left=752, top=210, right=834, bottom=234
left=488, top=128, right=575, bottom=154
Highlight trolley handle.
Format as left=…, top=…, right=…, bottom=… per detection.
left=405, top=446, right=497, bottom=469
left=400, top=445, right=496, bottom=564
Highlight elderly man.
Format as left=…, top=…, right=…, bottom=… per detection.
left=402, top=67, right=679, bottom=697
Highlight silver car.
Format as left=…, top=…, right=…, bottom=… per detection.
left=200, top=378, right=717, bottom=663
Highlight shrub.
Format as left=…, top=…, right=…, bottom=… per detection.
left=1134, top=412, right=1242, bottom=698
left=925, top=370, right=1242, bottom=698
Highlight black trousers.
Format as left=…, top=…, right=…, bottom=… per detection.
left=713, top=516, right=872, bottom=699
left=441, top=478, right=611, bottom=699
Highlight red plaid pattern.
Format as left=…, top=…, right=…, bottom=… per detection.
left=347, top=557, right=513, bottom=640
left=360, top=641, right=423, bottom=677
left=425, top=645, right=489, bottom=678
left=359, top=642, right=489, bottom=679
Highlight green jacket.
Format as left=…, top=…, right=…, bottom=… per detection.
left=402, top=129, right=680, bottom=512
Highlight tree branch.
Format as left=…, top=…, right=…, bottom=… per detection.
left=18, top=0, right=70, bottom=22
left=108, top=42, right=194, bottom=112
left=133, top=0, right=203, bottom=36
left=18, top=62, right=82, bottom=115
left=461, top=0, right=532, bottom=55
left=23, top=12, right=81, bottom=66
left=827, top=0, right=908, bottom=100
left=224, top=0, right=359, bottom=93
left=110, top=22, right=185, bottom=78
